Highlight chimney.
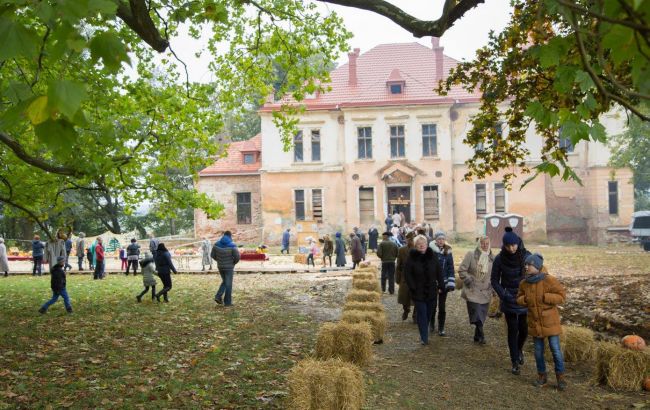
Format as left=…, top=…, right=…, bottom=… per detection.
left=348, top=48, right=360, bottom=86
left=431, top=37, right=444, bottom=82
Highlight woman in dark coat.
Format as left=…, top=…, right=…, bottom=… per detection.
left=491, top=228, right=530, bottom=375
left=154, top=243, right=177, bottom=302
left=404, top=235, right=443, bottom=345
left=349, top=233, right=363, bottom=269
left=368, top=226, right=379, bottom=252
left=396, top=231, right=416, bottom=321
left=334, top=232, right=347, bottom=267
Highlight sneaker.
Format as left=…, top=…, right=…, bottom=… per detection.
left=38, top=307, right=46, bottom=314
left=214, top=296, right=223, bottom=305
left=401, top=310, right=409, bottom=321
left=438, top=330, right=446, bottom=337
left=136, top=295, right=142, bottom=303
left=511, top=365, right=521, bottom=375
left=518, top=352, right=525, bottom=366
left=66, top=308, right=73, bottom=314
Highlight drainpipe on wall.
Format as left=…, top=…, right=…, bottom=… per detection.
left=450, top=103, right=458, bottom=234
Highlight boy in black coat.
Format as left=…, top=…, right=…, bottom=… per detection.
left=39, top=256, right=72, bottom=314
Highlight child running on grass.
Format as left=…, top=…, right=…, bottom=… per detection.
left=136, top=251, right=157, bottom=302
left=516, top=253, right=567, bottom=391
left=39, top=256, right=72, bottom=314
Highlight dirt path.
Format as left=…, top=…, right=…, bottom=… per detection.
left=361, top=291, right=648, bottom=409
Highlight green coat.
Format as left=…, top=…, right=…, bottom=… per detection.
left=395, top=244, right=412, bottom=306
left=376, top=239, right=399, bottom=263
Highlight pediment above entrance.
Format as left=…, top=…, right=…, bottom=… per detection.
left=377, top=161, right=426, bottom=183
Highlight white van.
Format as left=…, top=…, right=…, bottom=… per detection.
left=630, top=211, right=650, bottom=250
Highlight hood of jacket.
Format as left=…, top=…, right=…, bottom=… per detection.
left=216, top=235, right=237, bottom=249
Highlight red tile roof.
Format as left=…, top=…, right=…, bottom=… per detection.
left=261, top=42, right=480, bottom=111
left=199, top=134, right=261, bottom=176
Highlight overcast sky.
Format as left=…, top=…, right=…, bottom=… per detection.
left=169, top=1, right=513, bottom=83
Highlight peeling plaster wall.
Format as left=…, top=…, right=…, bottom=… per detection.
left=194, top=175, right=262, bottom=244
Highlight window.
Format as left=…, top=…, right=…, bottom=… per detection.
left=295, top=190, right=305, bottom=221
left=422, top=124, right=437, bottom=157
left=559, top=137, right=574, bottom=153
left=311, top=130, right=321, bottom=162
left=243, top=153, right=255, bottom=164
left=476, top=184, right=487, bottom=215
left=494, top=183, right=506, bottom=213
left=390, top=125, right=405, bottom=158
left=293, top=131, right=303, bottom=162
left=608, top=181, right=618, bottom=215
left=236, top=193, right=252, bottom=224
left=476, top=123, right=502, bottom=152
left=357, top=127, right=372, bottom=159
left=423, top=185, right=439, bottom=220
left=312, top=189, right=323, bottom=223
left=390, top=84, right=402, bottom=94
left=359, top=187, right=374, bottom=225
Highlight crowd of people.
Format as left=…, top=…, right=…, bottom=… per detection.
left=2, top=216, right=568, bottom=390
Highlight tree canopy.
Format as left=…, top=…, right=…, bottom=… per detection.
left=1, top=0, right=648, bottom=236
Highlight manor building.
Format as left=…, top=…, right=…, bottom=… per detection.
left=195, top=39, right=633, bottom=245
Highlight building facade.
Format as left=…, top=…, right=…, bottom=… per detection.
left=196, top=40, right=633, bottom=245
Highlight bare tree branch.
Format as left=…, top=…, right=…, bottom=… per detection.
left=317, top=0, right=485, bottom=37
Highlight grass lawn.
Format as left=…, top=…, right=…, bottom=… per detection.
left=0, top=274, right=318, bottom=409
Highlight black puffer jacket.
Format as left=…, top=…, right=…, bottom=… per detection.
left=50, top=264, right=66, bottom=293
left=404, top=248, right=443, bottom=301
left=491, top=246, right=530, bottom=314
left=155, top=251, right=177, bottom=275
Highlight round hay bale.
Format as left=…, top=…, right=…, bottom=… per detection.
left=352, top=272, right=376, bottom=281
left=315, top=322, right=373, bottom=366
left=287, top=358, right=365, bottom=410
left=346, top=290, right=381, bottom=304
left=593, top=341, right=650, bottom=391
left=341, top=309, right=387, bottom=342
left=343, top=301, right=385, bottom=314
left=352, top=278, right=381, bottom=293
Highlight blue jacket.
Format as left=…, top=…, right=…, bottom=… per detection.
left=282, top=231, right=290, bottom=247
left=435, top=245, right=456, bottom=291
left=65, top=239, right=72, bottom=254
left=491, top=247, right=530, bottom=314
left=32, top=240, right=45, bottom=257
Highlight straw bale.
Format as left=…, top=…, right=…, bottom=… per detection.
left=352, top=278, right=381, bottom=293
left=562, top=326, right=597, bottom=362
left=343, top=301, right=385, bottom=314
left=341, top=309, right=386, bottom=342
left=593, top=342, right=650, bottom=391
left=355, top=266, right=378, bottom=274
left=287, top=358, right=365, bottom=410
left=352, top=272, right=376, bottom=281
left=315, top=322, right=373, bottom=366
left=346, top=290, right=381, bottom=304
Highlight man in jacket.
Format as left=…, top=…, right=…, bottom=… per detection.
left=63, top=234, right=73, bottom=271
left=211, top=231, right=240, bottom=306
left=39, top=256, right=72, bottom=314
left=32, top=235, right=45, bottom=276
left=76, top=233, right=85, bottom=271
left=377, top=232, right=399, bottom=294
left=281, top=228, right=291, bottom=254
left=126, top=238, right=141, bottom=275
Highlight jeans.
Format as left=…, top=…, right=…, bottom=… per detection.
left=534, top=336, right=565, bottom=374
left=414, top=299, right=434, bottom=344
left=33, top=256, right=43, bottom=276
left=41, top=289, right=71, bottom=311
left=504, top=312, right=528, bottom=365
left=77, top=256, right=84, bottom=270
left=93, top=260, right=105, bottom=279
left=431, top=290, right=448, bottom=331
left=307, top=254, right=315, bottom=267
left=216, top=269, right=234, bottom=306
left=380, top=262, right=396, bottom=294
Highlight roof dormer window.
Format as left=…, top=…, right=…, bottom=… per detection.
left=242, top=152, right=258, bottom=164
left=390, top=84, right=403, bottom=94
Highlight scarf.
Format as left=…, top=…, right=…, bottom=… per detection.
left=525, top=273, right=546, bottom=283
left=477, top=250, right=490, bottom=281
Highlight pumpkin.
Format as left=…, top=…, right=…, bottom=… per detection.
left=621, top=335, right=646, bottom=351
left=644, top=376, right=650, bottom=391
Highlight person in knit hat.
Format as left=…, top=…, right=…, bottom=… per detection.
left=491, top=226, right=531, bottom=375
left=428, top=230, right=455, bottom=336
left=517, top=253, right=567, bottom=390
left=136, top=251, right=157, bottom=302
left=39, top=256, right=72, bottom=314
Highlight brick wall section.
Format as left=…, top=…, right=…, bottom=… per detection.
left=194, top=175, right=262, bottom=245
